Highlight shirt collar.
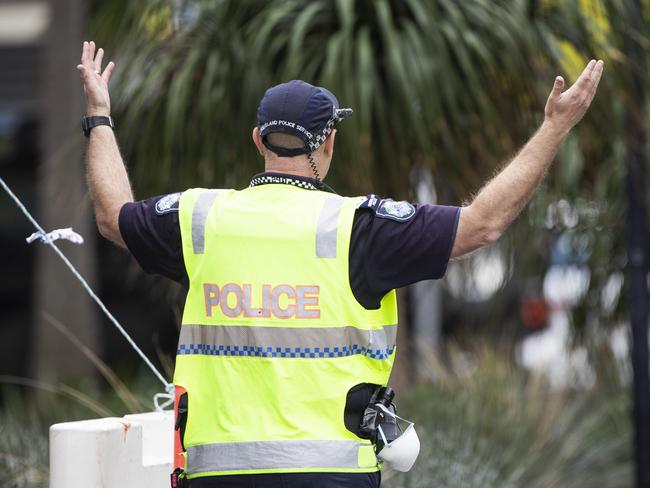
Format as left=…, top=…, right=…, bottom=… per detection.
left=249, top=172, right=321, bottom=191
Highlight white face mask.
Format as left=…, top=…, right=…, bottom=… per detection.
left=375, top=405, right=421, bottom=472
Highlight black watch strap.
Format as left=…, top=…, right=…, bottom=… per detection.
left=82, top=115, right=115, bottom=137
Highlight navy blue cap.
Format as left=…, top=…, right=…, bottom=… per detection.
left=257, top=80, right=353, bottom=157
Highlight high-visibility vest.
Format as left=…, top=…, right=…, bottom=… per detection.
left=173, top=184, right=398, bottom=479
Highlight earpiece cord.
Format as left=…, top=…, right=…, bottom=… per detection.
left=307, top=152, right=339, bottom=195
left=307, top=152, right=320, bottom=181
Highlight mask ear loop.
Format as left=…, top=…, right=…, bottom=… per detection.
left=377, top=424, right=390, bottom=447
left=376, top=403, right=414, bottom=437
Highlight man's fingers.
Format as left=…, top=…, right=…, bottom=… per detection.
left=573, top=59, right=603, bottom=105
left=102, top=61, right=115, bottom=84
left=578, top=59, right=597, bottom=82
left=549, top=76, right=564, bottom=100
left=94, top=48, right=104, bottom=73
left=82, top=41, right=95, bottom=69
left=573, top=59, right=597, bottom=92
left=81, top=41, right=108, bottom=79
left=587, top=60, right=604, bottom=103
left=561, top=59, right=596, bottom=101
left=81, top=41, right=88, bottom=64
left=88, top=41, right=96, bottom=64
left=82, top=41, right=96, bottom=70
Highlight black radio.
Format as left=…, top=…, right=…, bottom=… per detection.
left=358, top=386, right=400, bottom=453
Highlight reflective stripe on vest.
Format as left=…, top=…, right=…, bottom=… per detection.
left=191, top=190, right=222, bottom=254
left=177, top=324, right=397, bottom=359
left=315, top=196, right=345, bottom=258
left=187, top=440, right=375, bottom=474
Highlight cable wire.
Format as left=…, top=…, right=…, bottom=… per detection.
left=0, top=176, right=173, bottom=398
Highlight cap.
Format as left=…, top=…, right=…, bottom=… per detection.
left=257, top=80, right=353, bottom=157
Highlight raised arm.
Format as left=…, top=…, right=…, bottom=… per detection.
left=451, top=59, right=604, bottom=258
left=77, top=41, right=132, bottom=248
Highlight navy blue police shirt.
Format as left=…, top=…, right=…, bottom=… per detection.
left=119, top=172, right=460, bottom=310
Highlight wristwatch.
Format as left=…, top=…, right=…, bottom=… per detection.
left=81, top=115, right=115, bottom=137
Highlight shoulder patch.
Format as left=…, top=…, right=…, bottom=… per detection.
left=155, top=192, right=182, bottom=215
left=376, top=199, right=416, bottom=222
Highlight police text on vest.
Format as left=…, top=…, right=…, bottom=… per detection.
left=203, top=283, right=320, bottom=319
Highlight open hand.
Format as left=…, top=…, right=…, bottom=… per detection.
left=76, top=41, right=115, bottom=117
left=544, top=59, right=604, bottom=135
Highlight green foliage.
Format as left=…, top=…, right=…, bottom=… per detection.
left=0, top=395, right=48, bottom=488
left=384, top=347, right=631, bottom=487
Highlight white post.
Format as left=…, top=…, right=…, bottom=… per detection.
left=49, top=411, right=174, bottom=488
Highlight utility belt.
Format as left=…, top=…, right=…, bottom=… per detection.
left=170, top=384, right=419, bottom=486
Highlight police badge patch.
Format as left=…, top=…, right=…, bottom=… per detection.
left=376, top=199, right=416, bottom=222
left=155, top=192, right=182, bottom=215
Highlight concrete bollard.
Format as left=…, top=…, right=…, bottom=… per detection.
left=49, top=411, right=174, bottom=488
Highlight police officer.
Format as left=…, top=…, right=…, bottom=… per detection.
left=77, top=41, right=603, bottom=487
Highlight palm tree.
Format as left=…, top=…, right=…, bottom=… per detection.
left=92, top=0, right=569, bottom=198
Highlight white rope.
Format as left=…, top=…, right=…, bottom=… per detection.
left=0, top=176, right=174, bottom=408
left=27, top=227, right=84, bottom=245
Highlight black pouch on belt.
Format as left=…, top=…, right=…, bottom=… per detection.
left=171, top=467, right=188, bottom=488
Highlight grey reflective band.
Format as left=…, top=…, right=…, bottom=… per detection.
left=187, top=439, right=373, bottom=474
left=315, top=196, right=345, bottom=258
left=177, top=323, right=397, bottom=360
left=192, top=191, right=221, bottom=254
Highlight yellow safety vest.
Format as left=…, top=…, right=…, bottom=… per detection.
left=174, top=183, right=398, bottom=479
